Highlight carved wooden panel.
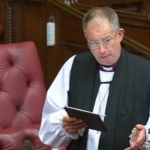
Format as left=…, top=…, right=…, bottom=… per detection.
left=79, top=0, right=148, bottom=8
left=60, top=12, right=85, bottom=43
left=0, top=0, right=9, bottom=43
left=60, top=41, right=89, bottom=64
left=13, top=1, right=45, bottom=58
left=122, top=25, right=150, bottom=48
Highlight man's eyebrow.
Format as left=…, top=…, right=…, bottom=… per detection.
left=102, top=35, right=112, bottom=40
left=88, top=35, right=113, bottom=41
left=88, top=39, right=98, bottom=42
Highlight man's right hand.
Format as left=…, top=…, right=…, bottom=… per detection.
left=63, top=115, right=87, bottom=134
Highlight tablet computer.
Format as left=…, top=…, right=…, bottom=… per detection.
left=64, top=106, right=107, bottom=132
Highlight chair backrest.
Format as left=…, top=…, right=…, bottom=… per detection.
left=0, top=41, right=46, bottom=129
left=0, top=24, right=4, bottom=43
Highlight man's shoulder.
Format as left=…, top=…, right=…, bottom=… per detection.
left=74, top=52, right=94, bottom=62
left=126, top=51, right=150, bottom=68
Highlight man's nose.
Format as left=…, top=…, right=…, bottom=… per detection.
left=98, top=43, right=106, bottom=53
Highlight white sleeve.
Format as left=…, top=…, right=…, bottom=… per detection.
left=39, top=55, right=76, bottom=147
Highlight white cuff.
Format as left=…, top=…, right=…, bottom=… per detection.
left=60, top=118, right=85, bottom=140
left=62, top=128, right=85, bottom=140
left=129, top=126, right=150, bottom=150
left=145, top=126, right=150, bottom=142
left=129, top=128, right=136, bottom=145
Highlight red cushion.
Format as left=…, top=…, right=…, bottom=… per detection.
left=0, top=41, right=46, bottom=129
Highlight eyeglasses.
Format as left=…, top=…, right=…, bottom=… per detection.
left=87, top=30, right=118, bottom=50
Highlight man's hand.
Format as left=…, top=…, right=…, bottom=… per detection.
left=124, top=124, right=146, bottom=150
left=63, top=115, right=87, bottom=134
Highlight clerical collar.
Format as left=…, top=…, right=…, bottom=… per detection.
left=99, top=63, right=117, bottom=72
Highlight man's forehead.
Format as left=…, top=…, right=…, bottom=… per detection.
left=87, top=17, right=111, bottom=31
left=86, top=18, right=113, bottom=37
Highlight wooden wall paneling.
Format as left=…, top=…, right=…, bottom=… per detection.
left=143, top=0, right=150, bottom=13
left=78, top=0, right=149, bottom=14
left=13, top=0, right=45, bottom=53
left=0, top=0, right=9, bottom=44
left=78, top=0, right=144, bottom=6
left=60, top=12, right=86, bottom=43
left=11, top=0, right=59, bottom=88
left=112, top=1, right=144, bottom=12
left=122, top=26, right=150, bottom=48
left=118, top=11, right=150, bottom=48
left=44, top=2, right=62, bottom=88
left=13, top=0, right=48, bottom=86
left=13, top=0, right=25, bottom=42
left=46, top=0, right=90, bottom=86
left=60, top=41, right=89, bottom=64
left=11, top=0, right=56, bottom=89
left=45, top=1, right=89, bottom=87
left=118, top=13, right=149, bottom=29
left=119, top=13, right=150, bottom=48
left=60, top=9, right=87, bottom=64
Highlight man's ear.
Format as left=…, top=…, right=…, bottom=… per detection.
left=118, top=28, right=125, bottom=42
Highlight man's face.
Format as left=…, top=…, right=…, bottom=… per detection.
left=85, top=17, right=124, bottom=66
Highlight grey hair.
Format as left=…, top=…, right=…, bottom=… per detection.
left=82, top=7, right=120, bottom=35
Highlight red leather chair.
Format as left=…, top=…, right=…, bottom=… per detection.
left=0, top=41, right=52, bottom=150
left=0, top=24, right=4, bottom=43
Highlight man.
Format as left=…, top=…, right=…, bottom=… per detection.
left=39, top=7, right=150, bottom=150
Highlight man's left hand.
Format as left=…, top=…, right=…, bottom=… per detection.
left=124, top=124, right=146, bottom=150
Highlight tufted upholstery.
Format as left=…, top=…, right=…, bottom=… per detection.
left=0, top=41, right=52, bottom=150
left=0, top=24, right=4, bottom=44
